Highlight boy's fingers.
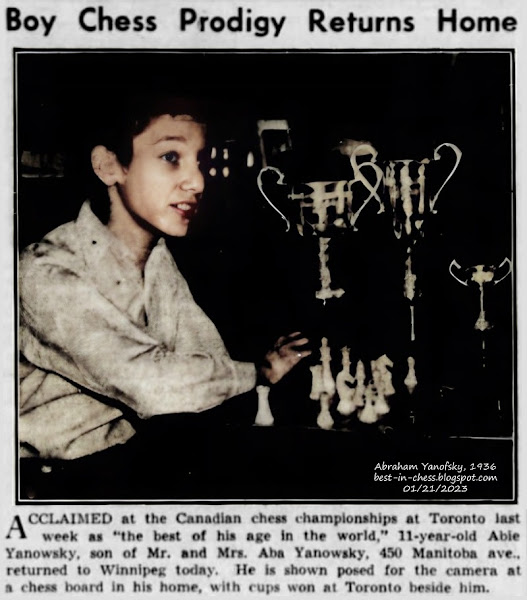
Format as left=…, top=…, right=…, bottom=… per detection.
left=287, top=337, right=309, bottom=347
left=276, top=343, right=310, bottom=358
left=287, top=348, right=312, bottom=361
left=286, top=331, right=302, bottom=339
left=280, top=335, right=309, bottom=347
left=289, top=349, right=309, bottom=360
left=274, top=335, right=287, bottom=347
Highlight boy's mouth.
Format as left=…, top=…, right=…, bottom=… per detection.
left=170, top=202, right=197, bottom=220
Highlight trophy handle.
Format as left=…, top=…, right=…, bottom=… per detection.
left=449, top=259, right=469, bottom=286
left=256, top=166, right=291, bottom=232
left=493, top=258, right=512, bottom=284
left=429, top=143, right=462, bottom=213
left=349, top=144, right=384, bottom=219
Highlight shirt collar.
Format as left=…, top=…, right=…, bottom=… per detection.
left=74, top=200, right=170, bottom=298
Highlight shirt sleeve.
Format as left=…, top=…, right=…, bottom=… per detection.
left=20, top=259, right=257, bottom=418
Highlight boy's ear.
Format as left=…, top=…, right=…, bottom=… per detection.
left=91, top=146, right=125, bottom=186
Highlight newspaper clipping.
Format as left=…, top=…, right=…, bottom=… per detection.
left=1, top=0, right=526, bottom=598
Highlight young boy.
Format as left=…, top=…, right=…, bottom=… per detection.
left=19, top=96, right=309, bottom=494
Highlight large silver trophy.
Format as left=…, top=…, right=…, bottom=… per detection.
left=384, top=143, right=462, bottom=341
left=257, top=141, right=384, bottom=302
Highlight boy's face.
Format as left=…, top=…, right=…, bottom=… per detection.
left=116, top=114, right=205, bottom=238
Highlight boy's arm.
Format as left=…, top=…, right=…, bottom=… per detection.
left=172, top=264, right=311, bottom=389
left=20, top=262, right=257, bottom=418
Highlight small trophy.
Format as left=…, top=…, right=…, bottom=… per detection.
left=449, top=258, right=512, bottom=331
left=449, top=258, right=512, bottom=364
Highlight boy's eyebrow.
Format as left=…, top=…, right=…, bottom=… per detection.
left=153, top=135, right=187, bottom=145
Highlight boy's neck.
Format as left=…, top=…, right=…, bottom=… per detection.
left=107, top=187, right=157, bottom=271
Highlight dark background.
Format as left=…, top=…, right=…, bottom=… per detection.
left=16, top=51, right=515, bottom=500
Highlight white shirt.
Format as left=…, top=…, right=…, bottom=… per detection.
left=19, top=202, right=257, bottom=459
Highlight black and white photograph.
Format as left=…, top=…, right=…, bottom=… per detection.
left=16, top=50, right=515, bottom=502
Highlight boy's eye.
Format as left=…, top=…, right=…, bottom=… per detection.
left=161, top=151, right=180, bottom=166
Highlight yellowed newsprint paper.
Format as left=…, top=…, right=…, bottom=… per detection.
left=1, top=0, right=526, bottom=598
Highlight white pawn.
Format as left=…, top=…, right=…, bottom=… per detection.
left=404, top=356, right=418, bottom=394
left=254, top=385, right=274, bottom=426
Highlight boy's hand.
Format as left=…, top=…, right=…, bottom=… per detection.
left=258, top=332, right=311, bottom=385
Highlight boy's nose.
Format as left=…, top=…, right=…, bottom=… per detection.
left=181, top=162, right=205, bottom=195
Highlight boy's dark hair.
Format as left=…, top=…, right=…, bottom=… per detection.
left=97, top=94, right=207, bottom=166
left=88, top=94, right=207, bottom=222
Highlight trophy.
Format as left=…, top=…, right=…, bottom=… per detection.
left=257, top=142, right=384, bottom=302
left=449, top=258, right=512, bottom=359
left=383, top=143, right=462, bottom=425
left=384, top=143, right=463, bottom=341
left=448, top=258, right=512, bottom=423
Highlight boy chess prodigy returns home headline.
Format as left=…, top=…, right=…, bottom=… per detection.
left=4, top=6, right=519, bottom=37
